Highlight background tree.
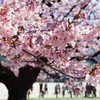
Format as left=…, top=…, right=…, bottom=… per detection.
left=0, top=0, right=100, bottom=100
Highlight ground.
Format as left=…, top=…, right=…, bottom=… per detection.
left=0, top=82, right=100, bottom=100
left=27, top=98, right=100, bottom=100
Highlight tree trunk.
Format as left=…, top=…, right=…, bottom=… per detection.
left=8, top=86, right=27, bottom=100
left=0, top=64, right=40, bottom=100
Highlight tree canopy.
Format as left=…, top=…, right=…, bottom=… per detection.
left=0, top=0, right=100, bottom=86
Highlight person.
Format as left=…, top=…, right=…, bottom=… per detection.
left=44, top=83, right=48, bottom=94
left=40, top=82, right=43, bottom=92
left=73, top=84, right=80, bottom=97
left=69, top=89, right=72, bottom=98
left=58, top=84, right=61, bottom=94
left=66, top=85, right=69, bottom=94
left=92, top=86, right=96, bottom=97
left=30, top=85, right=33, bottom=92
left=39, top=82, right=43, bottom=98
left=55, top=84, right=58, bottom=98
left=27, top=89, right=31, bottom=98
left=42, top=89, right=45, bottom=98
left=85, top=83, right=89, bottom=97
left=55, top=87, right=58, bottom=98
left=55, top=84, right=58, bottom=94
left=88, top=83, right=93, bottom=97
left=79, top=82, right=83, bottom=97
left=62, top=85, right=65, bottom=97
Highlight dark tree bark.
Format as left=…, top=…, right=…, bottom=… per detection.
left=0, top=64, right=40, bottom=100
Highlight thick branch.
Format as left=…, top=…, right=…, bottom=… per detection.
left=70, top=57, right=83, bottom=61
left=18, top=65, right=40, bottom=90
left=92, top=50, right=100, bottom=57
left=0, top=61, right=40, bottom=91
left=23, top=49, right=85, bottom=79
left=88, top=59, right=97, bottom=63
left=0, top=63, right=16, bottom=90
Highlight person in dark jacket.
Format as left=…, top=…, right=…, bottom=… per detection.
left=44, top=83, right=48, bottom=94
left=85, top=83, right=89, bottom=97
left=88, top=83, right=93, bottom=96
left=92, top=86, right=96, bottom=97
left=39, top=82, right=43, bottom=98
left=62, top=85, right=65, bottom=97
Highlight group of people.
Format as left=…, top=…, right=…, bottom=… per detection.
left=54, top=82, right=97, bottom=98
left=55, top=84, right=64, bottom=98
left=27, top=82, right=48, bottom=98
left=72, top=83, right=83, bottom=97
left=55, top=83, right=84, bottom=98
left=27, top=82, right=97, bottom=98
left=39, top=82, right=48, bottom=98
left=85, top=83, right=96, bottom=97
left=55, top=84, right=61, bottom=94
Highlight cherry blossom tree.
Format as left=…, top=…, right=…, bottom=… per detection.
left=0, top=0, right=100, bottom=100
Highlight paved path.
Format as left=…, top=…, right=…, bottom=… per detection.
left=0, top=82, right=100, bottom=100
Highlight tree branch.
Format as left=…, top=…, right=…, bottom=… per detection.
left=92, top=50, right=100, bottom=57
left=70, top=50, right=100, bottom=63
left=39, top=67, right=60, bottom=79
left=23, top=49, right=85, bottom=79
left=88, top=59, right=97, bottom=63
left=60, top=5, right=76, bottom=22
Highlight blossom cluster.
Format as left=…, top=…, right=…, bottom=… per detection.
left=0, top=0, right=100, bottom=86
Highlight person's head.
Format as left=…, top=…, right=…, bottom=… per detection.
left=76, top=84, right=78, bottom=86
left=89, top=83, right=91, bottom=86
left=80, top=82, right=82, bottom=84
left=86, top=83, right=88, bottom=85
